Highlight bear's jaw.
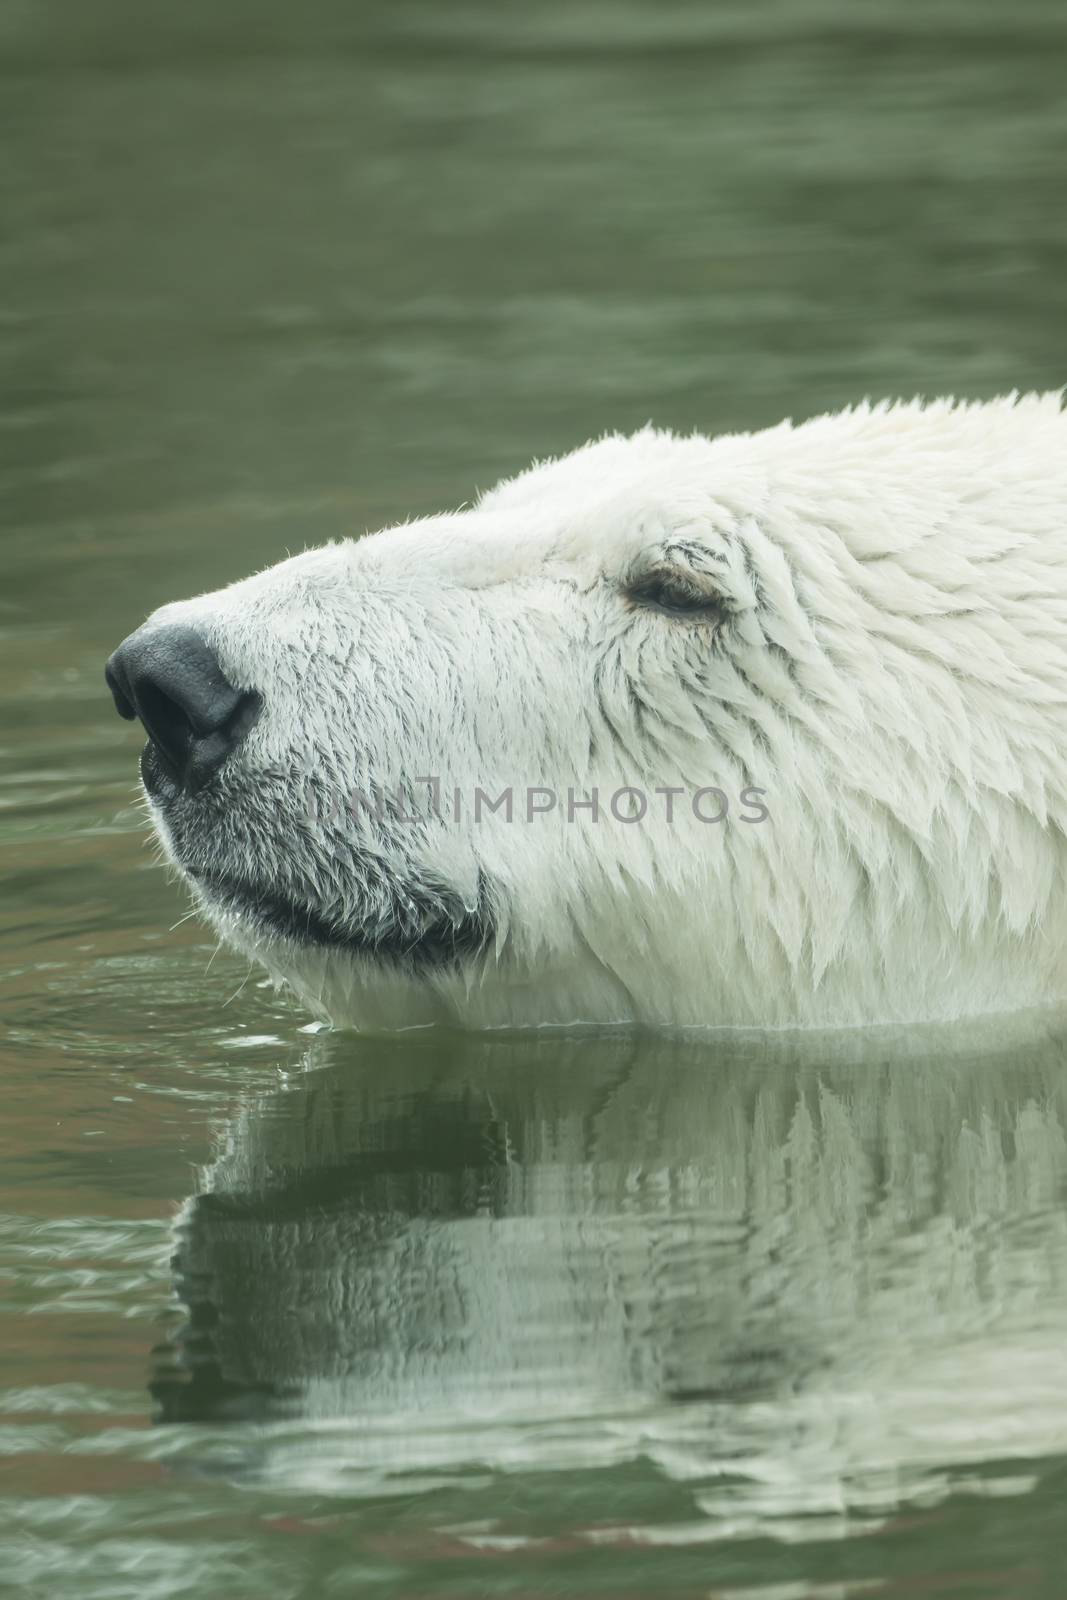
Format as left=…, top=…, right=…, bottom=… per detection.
left=185, top=865, right=495, bottom=971
left=143, top=761, right=499, bottom=976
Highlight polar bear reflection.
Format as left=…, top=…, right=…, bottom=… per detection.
left=156, top=1023, right=1067, bottom=1519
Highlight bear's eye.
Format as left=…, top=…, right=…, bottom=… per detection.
left=624, top=568, right=722, bottom=621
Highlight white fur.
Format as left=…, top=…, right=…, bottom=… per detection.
left=140, top=393, right=1067, bottom=1029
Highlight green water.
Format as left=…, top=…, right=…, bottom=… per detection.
left=4, top=1, right=1067, bottom=1593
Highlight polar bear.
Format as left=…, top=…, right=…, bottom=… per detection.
left=106, top=393, right=1067, bottom=1031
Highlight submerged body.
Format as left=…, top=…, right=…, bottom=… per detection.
left=107, top=394, right=1067, bottom=1030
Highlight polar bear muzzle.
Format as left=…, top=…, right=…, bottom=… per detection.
left=105, top=615, right=498, bottom=974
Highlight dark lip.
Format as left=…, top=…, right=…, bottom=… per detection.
left=192, top=870, right=494, bottom=969
left=192, top=871, right=358, bottom=950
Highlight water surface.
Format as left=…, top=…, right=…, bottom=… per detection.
left=4, top=1, right=1067, bottom=1593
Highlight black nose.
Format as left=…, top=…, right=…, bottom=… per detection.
left=105, top=623, right=261, bottom=796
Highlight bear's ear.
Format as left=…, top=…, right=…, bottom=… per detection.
left=622, top=541, right=727, bottom=623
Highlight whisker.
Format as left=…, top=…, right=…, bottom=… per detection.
left=221, top=963, right=255, bottom=1007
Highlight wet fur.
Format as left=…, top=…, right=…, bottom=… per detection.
left=138, top=393, right=1067, bottom=1028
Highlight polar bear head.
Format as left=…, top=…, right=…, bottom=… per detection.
left=106, top=398, right=1067, bottom=1030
